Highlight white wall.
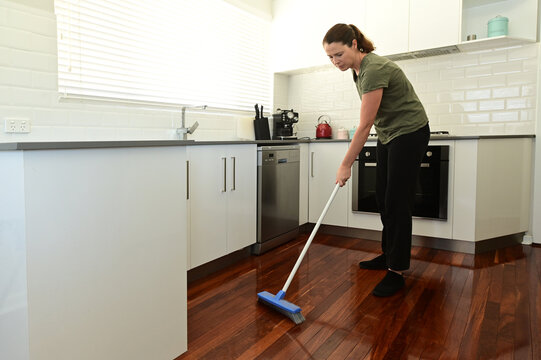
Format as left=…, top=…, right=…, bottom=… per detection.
left=0, top=0, right=270, bottom=143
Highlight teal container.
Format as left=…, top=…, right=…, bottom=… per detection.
left=487, top=15, right=508, bottom=37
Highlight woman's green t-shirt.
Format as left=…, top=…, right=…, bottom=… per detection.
left=356, top=53, right=428, bottom=144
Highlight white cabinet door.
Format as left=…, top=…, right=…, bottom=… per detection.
left=188, top=146, right=228, bottom=268
left=226, top=144, right=257, bottom=253
left=308, top=142, right=349, bottom=227
left=188, top=144, right=257, bottom=269
left=409, top=0, right=461, bottom=51
left=365, top=0, right=409, bottom=56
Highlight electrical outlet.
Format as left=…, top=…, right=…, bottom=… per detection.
left=4, top=118, right=31, bottom=133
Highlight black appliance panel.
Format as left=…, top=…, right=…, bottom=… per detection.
left=352, top=145, right=449, bottom=220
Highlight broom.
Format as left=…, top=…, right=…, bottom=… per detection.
left=257, top=183, right=340, bottom=324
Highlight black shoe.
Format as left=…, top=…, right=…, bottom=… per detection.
left=372, top=271, right=405, bottom=297
left=359, top=254, right=387, bottom=270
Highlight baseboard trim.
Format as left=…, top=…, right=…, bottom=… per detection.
left=187, top=247, right=252, bottom=284
left=187, top=225, right=526, bottom=283
left=302, top=223, right=525, bottom=254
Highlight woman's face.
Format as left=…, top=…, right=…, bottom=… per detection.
left=323, top=40, right=358, bottom=71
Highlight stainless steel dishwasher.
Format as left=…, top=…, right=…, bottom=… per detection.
left=252, top=145, right=300, bottom=255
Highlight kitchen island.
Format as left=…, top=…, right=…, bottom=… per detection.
left=1, top=141, right=190, bottom=360
left=0, top=134, right=534, bottom=360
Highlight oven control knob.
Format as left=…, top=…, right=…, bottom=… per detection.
left=426, top=151, right=433, bottom=157
left=365, top=151, right=371, bottom=157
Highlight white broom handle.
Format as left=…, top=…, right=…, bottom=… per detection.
left=282, top=183, right=341, bottom=293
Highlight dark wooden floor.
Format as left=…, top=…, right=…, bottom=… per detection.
left=177, top=234, right=541, bottom=359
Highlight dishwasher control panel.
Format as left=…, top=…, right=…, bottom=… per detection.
left=257, top=145, right=300, bottom=166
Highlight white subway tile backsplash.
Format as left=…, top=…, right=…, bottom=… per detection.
left=465, top=89, right=491, bottom=100
left=505, top=122, right=534, bottom=134
left=417, top=70, right=440, bottom=82
left=523, top=58, right=538, bottom=73
left=493, top=61, right=523, bottom=75
left=451, top=78, right=478, bottom=90
left=440, top=68, right=465, bottom=80
left=520, top=110, right=536, bottom=121
left=33, top=108, right=69, bottom=126
left=438, top=113, right=463, bottom=125
left=0, top=67, right=32, bottom=87
left=492, top=87, right=520, bottom=98
left=31, top=33, right=57, bottom=55
left=10, top=87, right=52, bottom=107
left=426, top=80, right=453, bottom=93
left=478, top=75, right=506, bottom=88
left=437, top=91, right=465, bottom=102
left=479, top=100, right=505, bottom=111
left=426, top=103, right=451, bottom=115
left=521, top=85, right=536, bottom=97
left=451, top=53, right=479, bottom=68
left=451, top=102, right=477, bottom=112
left=7, top=9, right=56, bottom=37
left=507, top=72, right=536, bottom=86
left=0, top=47, right=10, bottom=66
left=479, top=51, right=507, bottom=64
left=31, top=71, right=57, bottom=90
left=465, top=65, right=492, bottom=78
left=506, top=97, right=535, bottom=110
left=11, top=49, right=56, bottom=71
left=492, top=111, right=519, bottom=122
left=508, top=45, right=538, bottom=61
left=465, top=113, right=490, bottom=123
left=0, top=27, right=33, bottom=51
left=476, top=123, right=506, bottom=134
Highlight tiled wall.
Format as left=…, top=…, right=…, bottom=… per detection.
left=0, top=0, right=242, bottom=143
left=1, top=0, right=538, bottom=142
left=284, top=44, right=539, bottom=139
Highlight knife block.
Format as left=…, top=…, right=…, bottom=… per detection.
left=253, top=117, right=271, bottom=140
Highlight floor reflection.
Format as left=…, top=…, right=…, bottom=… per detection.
left=181, top=235, right=539, bottom=360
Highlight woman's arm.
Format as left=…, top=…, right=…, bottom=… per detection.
left=335, top=88, right=383, bottom=186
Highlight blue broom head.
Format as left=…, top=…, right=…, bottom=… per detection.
left=257, top=290, right=302, bottom=314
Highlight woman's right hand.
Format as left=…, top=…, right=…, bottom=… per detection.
left=336, top=165, right=351, bottom=187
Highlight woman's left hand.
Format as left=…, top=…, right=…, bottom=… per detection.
left=336, top=165, right=351, bottom=187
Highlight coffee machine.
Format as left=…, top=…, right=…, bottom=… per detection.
left=272, top=109, right=298, bottom=140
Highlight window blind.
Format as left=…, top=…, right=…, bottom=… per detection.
left=54, top=0, right=272, bottom=111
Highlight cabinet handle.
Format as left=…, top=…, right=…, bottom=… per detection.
left=311, top=152, right=314, bottom=177
left=231, top=156, right=236, bottom=191
left=222, top=157, right=227, bottom=192
left=186, top=160, right=190, bottom=200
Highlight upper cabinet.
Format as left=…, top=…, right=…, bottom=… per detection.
left=365, top=0, right=461, bottom=56
left=409, top=0, right=462, bottom=51
left=365, top=0, right=410, bottom=56
left=271, top=0, right=539, bottom=72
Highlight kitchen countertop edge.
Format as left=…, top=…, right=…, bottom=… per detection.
left=0, top=135, right=534, bottom=151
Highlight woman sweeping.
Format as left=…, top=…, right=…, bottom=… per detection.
left=323, top=23, right=430, bottom=297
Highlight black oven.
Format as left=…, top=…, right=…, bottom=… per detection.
left=352, top=145, right=449, bottom=220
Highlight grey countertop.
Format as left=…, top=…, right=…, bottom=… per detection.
left=0, top=134, right=534, bottom=151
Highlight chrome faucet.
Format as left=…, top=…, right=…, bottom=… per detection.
left=177, top=105, right=207, bottom=140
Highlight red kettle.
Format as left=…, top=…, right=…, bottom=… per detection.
left=316, top=115, right=332, bottom=139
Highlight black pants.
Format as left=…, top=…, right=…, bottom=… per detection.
left=376, top=123, right=430, bottom=271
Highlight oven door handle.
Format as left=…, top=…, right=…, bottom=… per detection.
left=364, top=162, right=377, bottom=167
left=420, top=163, right=430, bottom=168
